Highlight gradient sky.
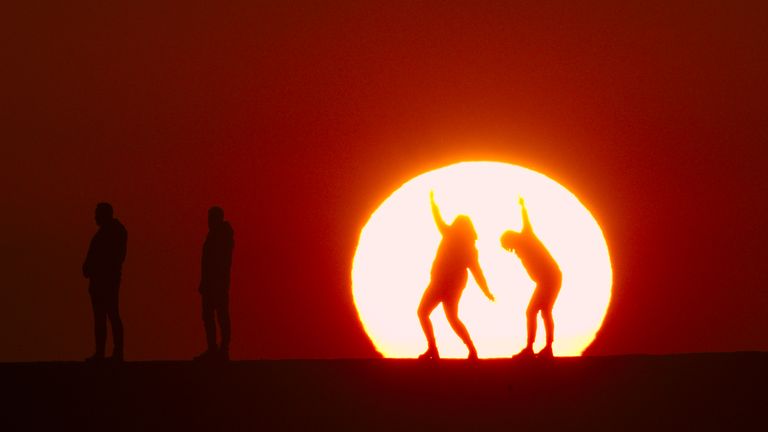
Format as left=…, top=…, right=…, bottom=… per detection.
left=2, top=1, right=767, bottom=360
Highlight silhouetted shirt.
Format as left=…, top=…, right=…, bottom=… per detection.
left=511, top=207, right=560, bottom=285
left=200, top=222, right=234, bottom=293
left=83, top=219, right=127, bottom=283
left=431, top=231, right=478, bottom=289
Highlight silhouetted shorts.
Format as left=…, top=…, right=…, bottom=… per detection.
left=201, top=290, right=229, bottom=321
left=528, top=273, right=562, bottom=312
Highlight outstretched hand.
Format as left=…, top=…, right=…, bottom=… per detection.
left=486, top=292, right=495, bottom=302
left=518, top=195, right=525, bottom=206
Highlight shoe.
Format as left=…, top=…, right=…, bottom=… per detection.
left=513, top=346, right=534, bottom=359
left=194, top=348, right=218, bottom=362
left=467, top=349, right=479, bottom=361
left=536, top=345, right=554, bottom=359
left=218, top=349, right=230, bottom=362
left=418, top=348, right=440, bottom=360
left=85, top=353, right=105, bottom=363
left=108, top=351, right=124, bottom=363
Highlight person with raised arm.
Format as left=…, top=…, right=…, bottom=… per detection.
left=501, top=197, right=562, bottom=359
left=417, top=191, right=494, bottom=360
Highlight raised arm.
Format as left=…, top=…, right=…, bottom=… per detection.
left=469, top=256, right=494, bottom=302
left=430, top=191, right=449, bottom=235
left=519, top=196, right=532, bottom=234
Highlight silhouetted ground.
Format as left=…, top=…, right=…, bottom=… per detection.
left=2, top=353, right=765, bottom=431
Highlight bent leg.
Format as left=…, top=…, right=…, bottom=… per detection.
left=443, top=296, right=476, bottom=357
left=417, top=286, right=441, bottom=353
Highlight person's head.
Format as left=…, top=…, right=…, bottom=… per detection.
left=208, top=206, right=225, bottom=230
left=500, top=230, right=521, bottom=252
left=94, top=202, right=114, bottom=227
left=450, top=215, right=478, bottom=243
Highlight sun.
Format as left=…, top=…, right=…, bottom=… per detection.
left=351, top=161, right=612, bottom=358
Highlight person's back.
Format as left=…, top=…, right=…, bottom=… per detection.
left=84, top=218, right=127, bottom=282
left=511, top=230, right=560, bottom=285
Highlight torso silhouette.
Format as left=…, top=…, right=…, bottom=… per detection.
left=430, top=229, right=477, bottom=294
left=512, top=223, right=560, bottom=285
left=200, top=222, right=234, bottom=293
left=83, top=219, right=127, bottom=284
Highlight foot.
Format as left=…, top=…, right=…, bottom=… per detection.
left=467, top=349, right=478, bottom=361
left=194, top=348, right=219, bottom=362
left=85, top=353, right=105, bottom=363
left=218, top=349, right=230, bottom=362
left=418, top=348, right=440, bottom=360
left=108, top=351, right=124, bottom=363
left=536, top=345, right=554, bottom=359
left=513, top=346, right=534, bottom=359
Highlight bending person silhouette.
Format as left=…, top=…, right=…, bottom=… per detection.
left=501, top=197, right=562, bottom=359
left=195, top=206, right=235, bottom=361
left=82, top=202, right=127, bottom=362
left=417, top=192, right=494, bottom=360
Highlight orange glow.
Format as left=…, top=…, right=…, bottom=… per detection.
left=352, top=162, right=612, bottom=357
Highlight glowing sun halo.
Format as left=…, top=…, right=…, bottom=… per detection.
left=352, top=161, right=612, bottom=358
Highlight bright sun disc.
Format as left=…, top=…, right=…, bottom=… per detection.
left=352, top=161, right=612, bottom=358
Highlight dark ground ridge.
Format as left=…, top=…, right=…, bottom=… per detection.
left=2, top=352, right=765, bottom=431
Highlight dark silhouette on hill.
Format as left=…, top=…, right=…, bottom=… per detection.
left=417, top=191, right=494, bottom=360
left=82, top=202, right=127, bottom=363
left=195, top=206, right=234, bottom=362
left=501, top=197, right=562, bottom=359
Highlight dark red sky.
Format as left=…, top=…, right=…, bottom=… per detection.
left=2, top=2, right=767, bottom=360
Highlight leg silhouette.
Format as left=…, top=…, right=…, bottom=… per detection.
left=541, top=309, right=554, bottom=347
left=218, top=295, right=231, bottom=360
left=443, top=297, right=477, bottom=359
left=417, top=287, right=441, bottom=358
left=537, top=308, right=555, bottom=359
left=514, top=301, right=538, bottom=358
left=202, top=297, right=217, bottom=352
left=91, top=295, right=107, bottom=359
left=106, top=293, right=124, bottom=360
left=526, top=303, right=538, bottom=350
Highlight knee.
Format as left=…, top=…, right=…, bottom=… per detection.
left=202, top=310, right=214, bottom=323
left=446, top=315, right=463, bottom=329
left=526, top=307, right=538, bottom=319
left=417, top=307, right=429, bottom=322
left=218, top=309, right=231, bottom=323
left=541, top=309, right=553, bottom=321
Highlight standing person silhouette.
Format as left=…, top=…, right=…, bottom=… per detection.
left=195, top=206, right=234, bottom=361
left=417, top=191, right=495, bottom=360
left=501, top=197, right=562, bottom=359
left=82, top=202, right=127, bottom=363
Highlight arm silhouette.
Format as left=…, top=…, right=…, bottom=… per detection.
left=520, top=196, right=533, bottom=234
left=430, top=191, right=449, bottom=236
left=469, top=258, right=494, bottom=302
